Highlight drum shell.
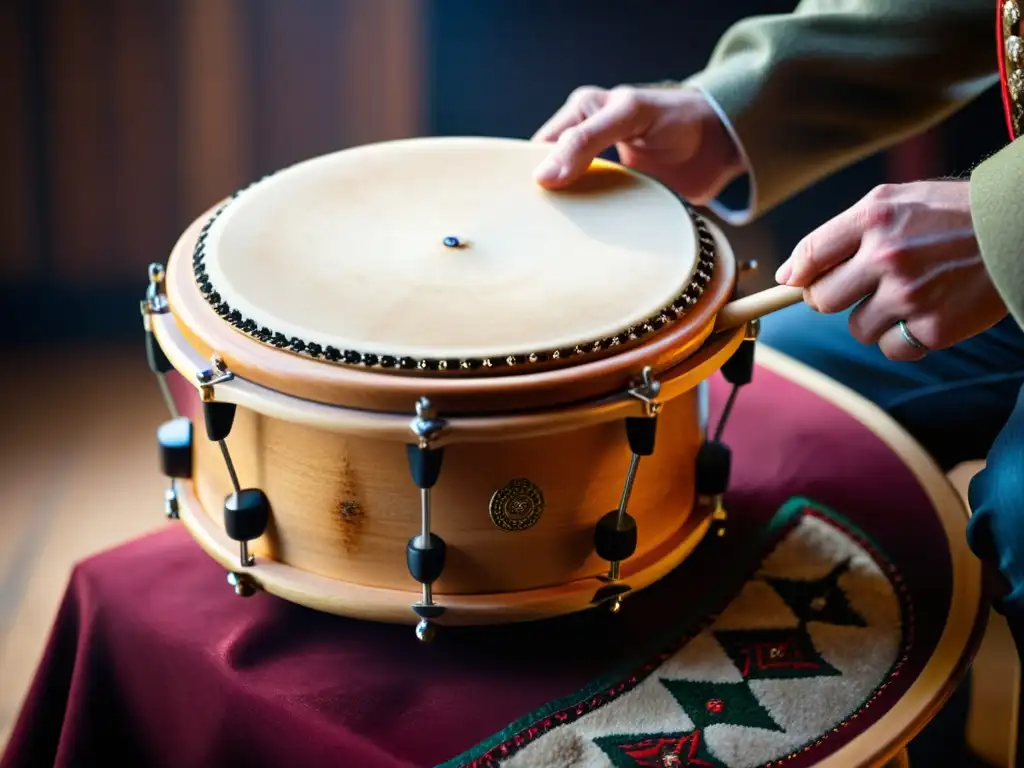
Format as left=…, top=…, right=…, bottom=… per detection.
left=181, top=385, right=703, bottom=595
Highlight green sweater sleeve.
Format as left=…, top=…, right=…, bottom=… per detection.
left=971, top=138, right=1024, bottom=328
left=685, top=0, right=998, bottom=223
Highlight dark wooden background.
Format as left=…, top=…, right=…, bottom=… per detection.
left=0, top=0, right=1008, bottom=344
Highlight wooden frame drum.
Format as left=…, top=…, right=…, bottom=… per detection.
left=141, top=136, right=763, bottom=640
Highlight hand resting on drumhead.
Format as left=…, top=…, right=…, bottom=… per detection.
left=774, top=181, right=1008, bottom=362
left=532, top=85, right=745, bottom=206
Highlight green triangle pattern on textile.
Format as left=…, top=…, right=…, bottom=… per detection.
left=763, top=559, right=868, bottom=628
left=585, top=552, right=874, bottom=765
left=714, top=626, right=842, bottom=680
left=438, top=499, right=900, bottom=768
left=659, top=679, right=784, bottom=732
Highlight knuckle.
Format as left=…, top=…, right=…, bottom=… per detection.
left=858, top=185, right=900, bottom=228
left=866, top=183, right=896, bottom=202
left=608, top=85, right=641, bottom=112
left=569, top=85, right=604, bottom=106
left=888, top=281, right=924, bottom=312
left=869, top=243, right=905, bottom=271
left=858, top=199, right=895, bottom=230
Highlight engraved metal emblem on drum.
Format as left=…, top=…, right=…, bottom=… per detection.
left=489, top=479, right=545, bottom=532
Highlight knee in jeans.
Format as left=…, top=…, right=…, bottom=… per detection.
left=967, top=456, right=1024, bottom=616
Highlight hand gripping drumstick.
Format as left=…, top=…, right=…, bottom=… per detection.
left=713, top=284, right=805, bottom=333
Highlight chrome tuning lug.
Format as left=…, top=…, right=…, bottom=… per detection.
left=223, top=489, right=270, bottom=569
left=143, top=262, right=169, bottom=315
left=195, top=357, right=267, bottom=569
left=405, top=397, right=448, bottom=641
left=594, top=367, right=662, bottom=607
left=695, top=439, right=732, bottom=537
left=157, top=416, right=193, bottom=521
left=140, top=262, right=179, bottom=419
left=700, top=332, right=755, bottom=537
left=713, top=335, right=757, bottom=443
left=146, top=263, right=189, bottom=518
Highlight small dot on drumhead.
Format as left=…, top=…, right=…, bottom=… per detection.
left=442, top=236, right=462, bottom=248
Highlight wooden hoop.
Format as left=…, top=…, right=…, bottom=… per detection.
left=752, top=347, right=986, bottom=768
left=153, top=306, right=745, bottom=445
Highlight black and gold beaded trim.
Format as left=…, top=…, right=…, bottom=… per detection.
left=1005, top=1, right=1023, bottom=138
left=191, top=176, right=718, bottom=374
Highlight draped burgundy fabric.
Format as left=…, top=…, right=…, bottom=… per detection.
left=1, top=365, right=966, bottom=768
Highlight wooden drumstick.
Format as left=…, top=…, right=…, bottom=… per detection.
left=713, top=284, right=805, bottom=333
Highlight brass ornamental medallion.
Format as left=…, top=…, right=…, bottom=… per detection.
left=489, top=479, right=545, bottom=532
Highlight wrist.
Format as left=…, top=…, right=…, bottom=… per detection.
left=692, top=93, right=744, bottom=180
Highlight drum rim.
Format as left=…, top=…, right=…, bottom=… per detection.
left=153, top=308, right=746, bottom=444
left=191, top=141, right=716, bottom=375
left=161, top=164, right=737, bottom=417
left=163, top=222, right=736, bottom=417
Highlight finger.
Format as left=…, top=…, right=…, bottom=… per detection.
left=877, top=319, right=930, bottom=362
left=534, top=92, right=648, bottom=188
left=847, top=292, right=901, bottom=345
left=802, top=255, right=878, bottom=315
left=531, top=87, right=605, bottom=143
left=776, top=203, right=875, bottom=287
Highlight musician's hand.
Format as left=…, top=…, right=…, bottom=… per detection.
left=532, top=85, right=744, bottom=204
left=775, top=181, right=1007, bottom=361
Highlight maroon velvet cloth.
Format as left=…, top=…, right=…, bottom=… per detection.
left=1, top=364, right=966, bottom=768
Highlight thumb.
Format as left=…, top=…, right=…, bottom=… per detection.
left=534, top=92, right=647, bottom=188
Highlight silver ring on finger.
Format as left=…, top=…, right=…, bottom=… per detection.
left=897, top=320, right=928, bottom=351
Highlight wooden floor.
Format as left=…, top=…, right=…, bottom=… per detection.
left=0, top=345, right=1016, bottom=764
left=0, top=345, right=171, bottom=751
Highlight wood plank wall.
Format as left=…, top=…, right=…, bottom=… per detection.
left=0, top=0, right=1000, bottom=344
left=0, top=0, right=424, bottom=329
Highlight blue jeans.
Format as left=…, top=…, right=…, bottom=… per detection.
left=760, top=304, right=1024, bottom=763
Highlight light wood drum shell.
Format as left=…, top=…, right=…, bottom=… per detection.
left=190, top=381, right=701, bottom=595
left=156, top=311, right=745, bottom=625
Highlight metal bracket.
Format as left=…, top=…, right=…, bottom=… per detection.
left=409, top=397, right=447, bottom=448
left=196, top=354, right=234, bottom=403
left=140, top=263, right=169, bottom=319
left=627, top=365, right=662, bottom=418
left=164, top=484, right=180, bottom=520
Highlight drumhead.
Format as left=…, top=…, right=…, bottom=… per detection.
left=192, top=137, right=715, bottom=376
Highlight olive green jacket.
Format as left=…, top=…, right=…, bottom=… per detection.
left=685, top=0, right=1024, bottom=328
